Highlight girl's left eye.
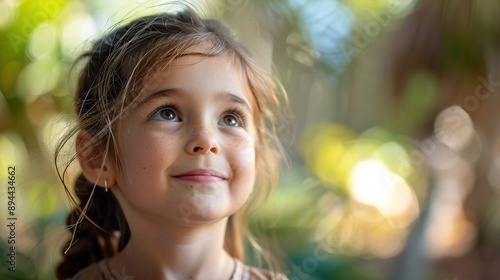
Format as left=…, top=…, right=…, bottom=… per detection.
left=218, top=112, right=242, bottom=127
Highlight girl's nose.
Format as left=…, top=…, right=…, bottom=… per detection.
left=185, top=126, right=220, bottom=155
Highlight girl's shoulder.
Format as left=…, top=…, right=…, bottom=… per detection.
left=236, top=259, right=289, bottom=280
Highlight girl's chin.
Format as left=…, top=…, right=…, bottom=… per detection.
left=173, top=200, right=233, bottom=225
left=173, top=212, right=232, bottom=227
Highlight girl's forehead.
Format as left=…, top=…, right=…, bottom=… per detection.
left=139, top=54, right=255, bottom=104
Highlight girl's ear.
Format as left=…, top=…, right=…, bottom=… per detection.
left=76, top=131, right=116, bottom=190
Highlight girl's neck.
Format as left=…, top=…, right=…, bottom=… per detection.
left=108, top=218, right=235, bottom=279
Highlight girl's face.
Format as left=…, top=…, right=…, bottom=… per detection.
left=111, top=55, right=256, bottom=227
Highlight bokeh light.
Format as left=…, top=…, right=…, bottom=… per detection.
left=350, top=160, right=393, bottom=207
left=434, top=105, right=474, bottom=151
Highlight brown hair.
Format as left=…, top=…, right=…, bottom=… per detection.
left=55, top=8, right=288, bottom=279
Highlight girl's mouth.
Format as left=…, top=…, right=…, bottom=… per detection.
left=172, top=169, right=227, bottom=182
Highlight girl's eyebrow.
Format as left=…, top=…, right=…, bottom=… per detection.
left=137, top=88, right=181, bottom=109
left=223, top=92, right=251, bottom=110
left=137, top=88, right=251, bottom=110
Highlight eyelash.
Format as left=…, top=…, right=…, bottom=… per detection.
left=148, top=104, right=248, bottom=127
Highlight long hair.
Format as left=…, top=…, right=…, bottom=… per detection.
left=55, top=8, right=288, bottom=279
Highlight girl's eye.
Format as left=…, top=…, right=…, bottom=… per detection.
left=218, top=112, right=243, bottom=127
left=150, top=107, right=181, bottom=122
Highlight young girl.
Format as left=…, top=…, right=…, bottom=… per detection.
left=54, top=7, right=289, bottom=280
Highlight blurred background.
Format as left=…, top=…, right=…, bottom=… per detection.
left=1, top=0, right=500, bottom=279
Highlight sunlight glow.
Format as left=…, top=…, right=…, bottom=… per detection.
left=350, top=159, right=419, bottom=223
left=350, top=160, right=393, bottom=207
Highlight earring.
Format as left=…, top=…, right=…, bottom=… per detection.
left=104, top=178, right=108, bottom=192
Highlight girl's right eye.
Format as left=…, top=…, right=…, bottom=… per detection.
left=149, top=106, right=181, bottom=122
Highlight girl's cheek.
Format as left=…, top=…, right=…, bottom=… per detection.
left=228, top=133, right=255, bottom=155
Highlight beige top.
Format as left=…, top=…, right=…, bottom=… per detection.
left=68, top=259, right=288, bottom=280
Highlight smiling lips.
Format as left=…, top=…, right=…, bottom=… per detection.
left=172, top=169, right=226, bottom=182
